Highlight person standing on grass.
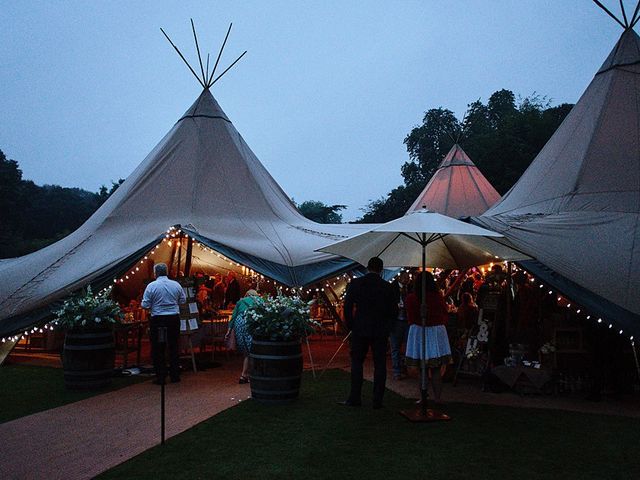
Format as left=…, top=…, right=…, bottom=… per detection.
left=141, top=263, right=186, bottom=384
left=339, top=257, right=398, bottom=409
left=390, top=271, right=411, bottom=380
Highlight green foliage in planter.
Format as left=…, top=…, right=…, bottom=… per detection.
left=245, top=293, right=319, bottom=341
left=54, top=286, right=122, bottom=330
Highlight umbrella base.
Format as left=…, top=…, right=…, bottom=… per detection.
left=399, top=408, right=451, bottom=422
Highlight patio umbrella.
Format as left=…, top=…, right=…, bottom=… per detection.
left=317, top=207, right=530, bottom=420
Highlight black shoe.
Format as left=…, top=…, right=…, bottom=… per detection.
left=239, top=376, right=249, bottom=384
left=170, top=377, right=181, bottom=383
left=337, top=399, right=361, bottom=407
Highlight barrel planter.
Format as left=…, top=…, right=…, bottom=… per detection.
left=249, top=338, right=303, bottom=404
left=62, top=329, right=115, bottom=390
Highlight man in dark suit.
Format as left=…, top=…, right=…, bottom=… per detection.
left=340, top=257, right=398, bottom=409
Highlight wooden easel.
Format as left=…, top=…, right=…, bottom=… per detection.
left=178, top=278, right=198, bottom=373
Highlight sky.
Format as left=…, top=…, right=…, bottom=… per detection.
left=0, top=1, right=630, bottom=221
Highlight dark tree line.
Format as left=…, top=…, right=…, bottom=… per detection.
left=359, top=89, right=573, bottom=223
left=0, top=149, right=123, bottom=258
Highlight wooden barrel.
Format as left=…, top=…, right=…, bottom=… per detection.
left=249, top=339, right=303, bottom=404
left=62, top=330, right=115, bottom=390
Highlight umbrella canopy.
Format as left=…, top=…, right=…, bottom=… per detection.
left=317, top=208, right=529, bottom=268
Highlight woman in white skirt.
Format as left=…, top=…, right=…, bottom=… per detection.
left=405, top=271, right=451, bottom=404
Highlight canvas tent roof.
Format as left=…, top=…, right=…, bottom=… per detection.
left=406, top=144, right=501, bottom=218
left=474, top=27, right=640, bottom=335
left=0, top=90, right=369, bottom=336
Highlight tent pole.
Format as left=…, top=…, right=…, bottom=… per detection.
left=168, top=240, right=178, bottom=278
left=160, top=28, right=206, bottom=89
left=630, top=1, right=640, bottom=27
left=184, top=236, right=194, bottom=277
left=210, top=51, right=247, bottom=86
left=190, top=19, right=207, bottom=84
left=632, top=341, right=640, bottom=386
left=592, top=0, right=627, bottom=29
left=207, top=23, right=232, bottom=86
left=506, top=262, right=513, bottom=340
left=620, top=0, right=630, bottom=27
left=176, top=233, right=183, bottom=277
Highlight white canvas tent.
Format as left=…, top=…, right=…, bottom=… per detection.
left=407, top=144, right=500, bottom=218
left=474, top=18, right=640, bottom=335
left=0, top=89, right=370, bottom=337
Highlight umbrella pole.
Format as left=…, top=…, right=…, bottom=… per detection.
left=420, top=242, right=428, bottom=417
left=400, top=235, right=450, bottom=422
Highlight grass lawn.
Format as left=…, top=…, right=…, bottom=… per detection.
left=0, top=364, right=146, bottom=424
left=98, top=370, right=640, bottom=480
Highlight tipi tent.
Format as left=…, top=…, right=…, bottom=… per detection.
left=406, top=144, right=500, bottom=217
left=474, top=14, right=640, bottom=336
left=0, top=88, right=370, bottom=337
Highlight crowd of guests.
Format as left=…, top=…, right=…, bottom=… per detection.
left=342, top=262, right=511, bottom=408
left=194, top=271, right=242, bottom=312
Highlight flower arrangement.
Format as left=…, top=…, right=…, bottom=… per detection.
left=54, top=286, right=122, bottom=330
left=539, top=342, right=557, bottom=355
left=245, top=293, right=319, bottom=341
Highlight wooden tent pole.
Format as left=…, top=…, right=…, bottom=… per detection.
left=210, top=51, right=247, bottom=86
left=160, top=28, right=206, bottom=89
left=184, top=236, right=194, bottom=277
left=190, top=19, right=207, bottom=84
left=592, top=0, right=627, bottom=29
left=168, top=240, right=178, bottom=278
left=207, top=23, right=233, bottom=86
left=630, top=0, right=640, bottom=27
left=620, top=0, right=630, bottom=27
left=176, top=233, right=184, bottom=277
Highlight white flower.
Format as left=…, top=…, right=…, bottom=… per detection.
left=94, top=317, right=102, bottom=323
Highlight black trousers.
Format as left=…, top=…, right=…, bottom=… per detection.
left=348, top=334, right=388, bottom=405
left=150, top=314, right=181, bottom=380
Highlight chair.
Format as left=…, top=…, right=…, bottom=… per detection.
left=201, top=314, right=230, bottom=360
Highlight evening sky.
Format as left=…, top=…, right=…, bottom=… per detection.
left=0, top=1, right=627, bottom=220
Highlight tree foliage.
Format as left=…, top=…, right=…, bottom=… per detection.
left=359, top=89, right=573, bottom=223
left=296, top=200, right=346, bottom=224
left=0, top=149, right=123, bottom=258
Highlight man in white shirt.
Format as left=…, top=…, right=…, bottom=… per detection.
left=142, top=263, right=186, bottom=384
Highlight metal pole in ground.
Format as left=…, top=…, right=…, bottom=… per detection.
left=158, top=326, right=168, bottom=445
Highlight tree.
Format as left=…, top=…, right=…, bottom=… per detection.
left=297, top=200, right=346, bottom=224
left=359, top=89, right=573, bottom=222
left=0, top=150, right=122, bottom=258
left=0, top=150, right=28, bottom=257
left=98, top=178, right=125, bottom=204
